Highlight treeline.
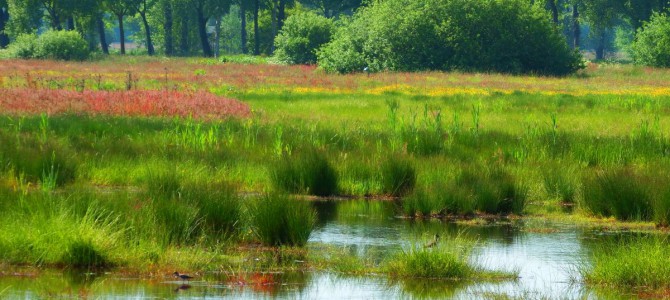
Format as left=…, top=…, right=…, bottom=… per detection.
left=0, top=0, right=364, bottom=56
left=0, top=0, right=669, bottom=72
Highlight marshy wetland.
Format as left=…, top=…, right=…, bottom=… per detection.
left=2, top=58, right=670, bottom=298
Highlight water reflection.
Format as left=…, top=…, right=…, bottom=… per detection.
left=0, top=199, right=656, bottom=299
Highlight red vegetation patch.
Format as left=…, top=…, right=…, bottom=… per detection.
left=0, top=88, right=251, bottom=119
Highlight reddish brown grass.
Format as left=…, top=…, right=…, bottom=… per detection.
left=0, top=88, right=251, bottom=119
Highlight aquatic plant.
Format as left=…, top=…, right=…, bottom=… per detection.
left=581, top=168, right=653, bottom=221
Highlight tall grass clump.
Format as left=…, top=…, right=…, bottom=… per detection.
left=381, top=156, right=416, bottom=197
left=271, top=149, right=338, bottom=196
left=452, top=166, right=527, bottom=215
left=181, top=181, right=241, bottom=237
left=581, top=168, right=652, bottom=221
left=247, top=194, right=316, bottom=247
left=583, top=237, right=670, bottom=290
left=542, top=164, right=578, bottom=204
left=386, top=246, right=472, bottom=278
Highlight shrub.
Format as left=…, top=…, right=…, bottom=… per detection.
left=6, top=30, right=89, bottom=61
left=318, top=0, right=582, bottom=75
left=380, top=156, right=416, bottom=197
left=631, top=12, right=670, bottom=67
left=7, top=33, right=38, bottom=59
left=274, top=12, right=336, bottom=65
left=247, top=194, right=316, bottom=247
left=271, top=150, right=339, bottom=196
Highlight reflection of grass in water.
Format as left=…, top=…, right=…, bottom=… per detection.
left=582, top=236, right=670, bottom=292
left=394, top=278, right=466, bottom=299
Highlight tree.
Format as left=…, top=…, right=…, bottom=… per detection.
left=133, top=0, right=157, bottom=55
left=191, top=0, right=231, bottom=57
left=622, top=0, right=669, bottom=30
left=103, top=0, right=135, bottom=54
left=546, top=0, right=559, bottom=24
left=302, top=0, right=363, bottom=17
left=162, top=0, right=174, bottom=55
left=631, top=12, right=670, bottom=67
left=239, top=0, right=248, bottom=54
left=0, top=0, right=9, bottom=48
left=6, top=0, right=42, bottom=37
left=581, top=0, right=623, bottom=59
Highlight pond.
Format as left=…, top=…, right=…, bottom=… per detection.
left=0, top=200, right=639, bottom=299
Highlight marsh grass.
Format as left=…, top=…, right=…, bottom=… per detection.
left=583, top=237, right=670, bottom=290
left=271, top=149, right=338, bottom=196
left=542, top=164, right=578, bottom=204
left=247, top=194, right=316, bottom=247
left=582, top=168, right=653, bottom=221
left=381, top=156, right=416, bottom=197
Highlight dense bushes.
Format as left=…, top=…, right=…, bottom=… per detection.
left=318, top=0, right=582, bottom=75
left=274, top=12, right=336, bottom=65
left=631, top=12, right=670, bottom=67
left=7, top=30, right=89, bottom=61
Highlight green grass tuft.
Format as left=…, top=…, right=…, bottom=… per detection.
left=247, top=194, right=316, bottom=247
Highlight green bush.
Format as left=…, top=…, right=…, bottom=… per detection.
left=8, top=33, right=38, bottom=59
left=274, top=11, right=336, bottom=65
left=318, top=0, right=582, bottom=75
left=6, top=30, right=89, bottom=61
left=631, top=12, right=670, bottom=67
left=271, top=150, right=339, bottom=196
left=247, top=194, right=316, bottom=247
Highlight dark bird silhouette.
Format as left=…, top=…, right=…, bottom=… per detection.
left=424, top=234, right=440, bottom=248
left=173, top=272, right=194, bottom=283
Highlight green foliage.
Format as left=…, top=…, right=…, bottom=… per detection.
left=7, top=33, right=37, bottom=58
left=631, top=12, right=670, bottom=67
left=274, top=11, right=336, bottom=65
left=318, top=0, right=583, bottom=75
left=6, top=30, right=89, bottom=61
left=271, top=149, right=339, bottom=196
left=247, top=194, right=316, bottom=247
left=380, top=156, right=416, bottom=197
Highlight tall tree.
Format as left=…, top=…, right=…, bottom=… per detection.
left=133, top=0, right=157, bottom=55
left=0, top=0, right=9, bottom=48
left=103, top=0, right=134, bottom=54
left=97, top=14, right=109, bottom=54
left=302, top=0, right=363, bottom=17
left=253, top=0, right=259, bottom=55
left=239, top=0, right=247, bottom=54
left=546, top=0, right=559, bottom=24
left=622, top=0, right=669, bottom=30
left=162, top=0, right=174, bottom=55
left=572, top=3, right=580, bottom=49
left=582, top=0, right=622, bottom=59
left=6, top=0, right=42, bottom=36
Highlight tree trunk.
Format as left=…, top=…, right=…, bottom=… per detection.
left=240, top=1, right=248, bottom=54
left=180, top=14, right=189, bottom=55
left=214, top=16, right=221, bottom=57
left=196, top=6, right=212, bottom=57
left=51, top=11, right=62, bottom=30
left=140, top=12, right=155, bottom=55
left=66, top=16, right=75, bottom=30
left=117, top=14, right=126, bottom=55
left=278, top=0, right=286, bottom=31
left=547, top=0, right=559, bottom=25
left=270, top=1, right=276, bottom=54
left=0, top=7, right=9, bottom=48
left=572, top=5, right=580, bottom=49
left=97, top=16, right=109, bottom=54
left=253, top=0, right=259, bottom=55
left=595, top=31, right=606, bottom=60
left=164, top=2, right=174, bottom=56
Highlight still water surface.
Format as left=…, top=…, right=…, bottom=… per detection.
left=0, top=200, right=638, bottom=299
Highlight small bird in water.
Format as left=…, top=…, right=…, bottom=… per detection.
left=424, top=234, right=440, bottom=248
left=173, top=272, right=194, bottom=283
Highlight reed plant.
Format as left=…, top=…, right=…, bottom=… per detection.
left=246, top=194, right=316, bottom=247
